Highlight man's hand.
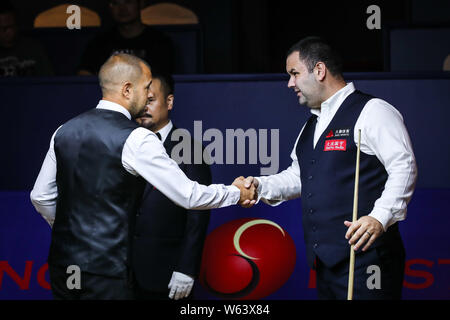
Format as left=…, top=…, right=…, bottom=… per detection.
left=344, top=216, right=384, bottom=252
left=243, top=176, right=259, bottom=190
left=168, top=271, right=194, bottom=300
left=232, top=176, right=257, bottom=208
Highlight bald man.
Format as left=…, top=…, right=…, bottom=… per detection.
left=30, top=53, right=256, bottom=300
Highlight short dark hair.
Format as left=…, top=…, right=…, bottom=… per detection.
left=152, top=73, right=174, bottom=97
left=287, top=37, right=343, bottom=77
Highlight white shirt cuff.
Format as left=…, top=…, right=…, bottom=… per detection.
left=227, top=185, right=241, bottom=205
left=254, top=177, right=263, bottom=204
left=369, top=207, right=393, bottom=232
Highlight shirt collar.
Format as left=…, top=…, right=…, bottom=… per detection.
left=156, top=120, right=173, bottom=143
left=310, top=82, right=356, bottom=118
left=96, top=100, right=132, bottom=120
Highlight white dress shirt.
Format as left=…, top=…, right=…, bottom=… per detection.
left=256, top=82, right=418, bottom=231
left=156, top=120, right=173, bottom=143
left=30, top=100, right=240, bottom=226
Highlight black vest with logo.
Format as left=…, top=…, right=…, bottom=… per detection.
left=296, top=90, right=402, bottom=268
left=50, top=109, right=145, bottom=277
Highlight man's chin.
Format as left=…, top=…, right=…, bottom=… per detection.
left=298, top=98, right=318, bottom=109
left=136, top=118, right=154, bottom=129
left=298, top=97, right=308, bottom=106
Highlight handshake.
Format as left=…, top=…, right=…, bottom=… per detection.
left=232, top=176, right=259, bottom=208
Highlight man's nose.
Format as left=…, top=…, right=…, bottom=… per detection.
left=287, top=76, right=295, bottom=88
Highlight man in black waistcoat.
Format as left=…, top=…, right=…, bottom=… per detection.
left=30, top=53, right=256, bottom=300
left=238, top=37, right=417, bottom=299
left=132, top=73, right=211, bottom=300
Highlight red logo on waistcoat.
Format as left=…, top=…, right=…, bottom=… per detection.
left=325, top=130, right=334, bottom=138
left=324, top=139, right=347, bottom=151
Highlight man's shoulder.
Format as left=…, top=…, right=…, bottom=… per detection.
left=359, top=97, right=404, bottom=125
left=61, top=109, right=137, bottom=131
left=363, top=96, right=400, bottom=114
left=349, top=89, right=401, bottom=117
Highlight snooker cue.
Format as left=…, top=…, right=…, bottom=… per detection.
left=347, top=129, right=361, bottom=300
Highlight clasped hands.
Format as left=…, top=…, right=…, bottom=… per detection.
left=232, top=176, right=258, bottom=208
left=232, top=176, right=384, bottom=251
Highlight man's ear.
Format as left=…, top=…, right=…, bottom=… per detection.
left=122, top=82, right=133, bottom=99
left=167, top=94, right=174, bottom=111
left=314, top=62, right=326, bottom=81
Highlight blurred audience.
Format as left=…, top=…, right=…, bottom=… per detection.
left=0, top=1, right=53, bottom=77
left=78, top=0, right=174, bottom=75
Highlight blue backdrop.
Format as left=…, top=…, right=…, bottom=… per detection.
left=0, top=73, right=449, bottom=299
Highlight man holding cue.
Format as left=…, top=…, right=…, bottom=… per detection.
left=239, top=37, right=417, bottom=299
left=30, top=53, right=256, bottom=300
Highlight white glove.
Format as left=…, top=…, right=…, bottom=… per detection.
left=168, top=271, right=194, bottom=300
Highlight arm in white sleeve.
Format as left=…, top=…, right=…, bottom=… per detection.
left=358, top=99, right=418, bottom=231
left=122, top=128, right=240, bottom=210
left=30, top=126, right=62, bottom=227
left=255, top=129, right=303, bottom=206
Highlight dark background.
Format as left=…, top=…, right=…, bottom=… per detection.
left=7, top=0, right=450, bottom=74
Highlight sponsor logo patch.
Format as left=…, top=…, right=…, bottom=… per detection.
left=333, top=129, right=350, bottom=137
left=324, top=139, right=347, bottom=151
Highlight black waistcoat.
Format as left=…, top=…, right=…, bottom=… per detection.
left=50, top=109, right=145, bottom=277
left=296, top=90, right=401, bottom=268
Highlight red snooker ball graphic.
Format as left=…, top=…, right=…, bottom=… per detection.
left=199, top=218, right=296, bottom=299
